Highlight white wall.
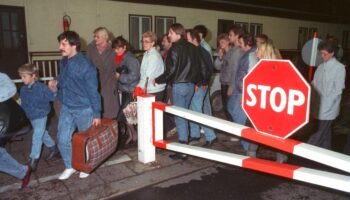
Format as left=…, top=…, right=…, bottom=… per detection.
left=1, top=0, right=349, bottom=52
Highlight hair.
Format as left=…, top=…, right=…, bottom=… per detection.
left=228, top=24, right=245, bottom=38
left=186, top=29, right=200, bottom=44
left=257, top=42, right=277, bottom=59
left=169, top=23, right=186, bottom=39
left=193, top=24, right=208, bottom=38
left=318, top=40, right=337, bottom=54
left=255, top=34, right=269, bottom=43
left=240, top=33, right=255, bottom=47
left=93, top=27, right=110, bottom=42
left=112, top=35, right=130, bottom=50
left=18, top=63, right=39, bottom=80
left=217, top=33, right=229, bottom=42
left=57, top=31, right=81, bottom=51
left=142, top=31, right=157, bottom=44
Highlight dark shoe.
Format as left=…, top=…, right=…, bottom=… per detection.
left=202, top=138, right=218, bottom=147
left=46, top=145, right=60, bottom=161
left=178, top=140, right=188, bottom=144
left=28, top=158, right=38, bottom=172
left=188, top=137, right=200, bottom=145
left=21, top=166, right=32, bottom=188
left=169, top=152, right=188, bottom=160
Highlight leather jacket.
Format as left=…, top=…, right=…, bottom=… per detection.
left=155, top=39, right=208, bottom=86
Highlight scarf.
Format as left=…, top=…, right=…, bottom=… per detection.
left=116, top=51, right=126, bottom=65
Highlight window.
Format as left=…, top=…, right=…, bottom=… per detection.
left=217, top=19, right=234, bottom=35
left=155, top=16, right=175, bottom=42
left=297, top=27, right=318, bottom=49
left=235, top=21, right=249, bottom=33
left=250, top=23, right=263, bottom=37
left=129, top=15, right=152, bottom=50
left=0, top=11, right=21, bottom=48
left=342, top=30, right=349, bottom=49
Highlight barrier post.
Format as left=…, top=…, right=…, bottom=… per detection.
left=137, top=95, right=156, bottom=163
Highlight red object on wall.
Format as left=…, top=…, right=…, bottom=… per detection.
left=63, top=15, right=71, bottom=31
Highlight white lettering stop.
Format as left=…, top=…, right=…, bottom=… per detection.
left=246, top=84, right=305, bottom=115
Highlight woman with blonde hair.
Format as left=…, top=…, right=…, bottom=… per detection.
left=256, top=41, right=281, bottom=60
left=87, top=27, right=119, bottom=119
left=251, top=41, right=288, bottom=163
left=138, top=31, right=166, bottom=100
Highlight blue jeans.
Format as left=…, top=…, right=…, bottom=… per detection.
left=30, top=117, right=56, bottom=159
left=0, top=147, right=27, bottom=179
left=58, top=105, right=93, bottom=169
left=172, top=83, right=195, bottom=142
left=227, top=92, right=249, bottom=151
left=190, top=87, right=216, bottom=142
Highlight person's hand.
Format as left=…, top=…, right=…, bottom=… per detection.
left=48, top=80, right=57, bottom=90
left=227, top=89, right=233, bottom=96
left=115, top=72, right=120, bottom=79
left=92, top=118, right=101, bottom=127
left=194, top=85, right=199, bottom=91
left=217, top=48, right=224, bottom=59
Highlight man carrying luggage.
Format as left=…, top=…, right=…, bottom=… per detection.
left=49, top=31, right=101, bottom=180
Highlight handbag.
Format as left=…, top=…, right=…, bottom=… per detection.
left=123, top=77, right=149, bottom=125
left=72, top=118, right=118, bottom=173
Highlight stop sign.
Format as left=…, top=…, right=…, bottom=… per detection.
left=242, top=59, right=310, bottom=139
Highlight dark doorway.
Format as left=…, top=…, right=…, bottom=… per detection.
left=0, top=6, right=28, bottom=79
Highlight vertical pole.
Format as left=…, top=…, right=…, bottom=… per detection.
left=137, top=95, right=156, bottom=163
left=308, top=32, right=318, bottom=82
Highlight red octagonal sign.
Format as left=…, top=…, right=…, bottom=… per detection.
left=242, top=59, right=310, bottom=139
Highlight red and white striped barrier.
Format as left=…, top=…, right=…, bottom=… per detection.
left=137, top=96, right=350, bottom=193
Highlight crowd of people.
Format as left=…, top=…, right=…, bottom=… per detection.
left=0, top=22, right=347, bottom=188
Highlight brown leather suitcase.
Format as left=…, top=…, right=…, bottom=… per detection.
left=72, top=119, right=118, bottom=173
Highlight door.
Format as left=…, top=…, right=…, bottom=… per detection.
left=0, top=6, right=28, bottom=79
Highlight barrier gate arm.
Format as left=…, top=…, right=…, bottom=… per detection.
left=156, top=142, right=350, bottom=193
left=137, top=96, right=350, bottom=193
left=158, top=104, right=350, bottom=174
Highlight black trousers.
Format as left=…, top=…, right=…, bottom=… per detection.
left=307, top=120, right=333, bottom=149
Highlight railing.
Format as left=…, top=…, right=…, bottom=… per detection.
left=13, top=51, right=62, bottom=84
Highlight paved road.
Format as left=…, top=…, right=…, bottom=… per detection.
left=112, top=162, right=350, bottom=200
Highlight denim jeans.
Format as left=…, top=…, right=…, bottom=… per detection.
left=0, top=147, right=27, bottom=179
left=30, top=117, right=56, bottom=159
left=227, top=92, right=249, bottom=151
left=58, top=105, right=93, bottom=169
left=172, top=83, right=194, bottom=142
left=190, top=87, right=216, bottom=142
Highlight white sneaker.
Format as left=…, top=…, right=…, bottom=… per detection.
left=58, top=168, right=76, bottom=180
left=79, top=172, right=90, bottom=178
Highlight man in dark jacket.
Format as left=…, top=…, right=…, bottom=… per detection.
left=155, top=23, right=207, bottom=159
left=186, top=29, right=217, bottom=147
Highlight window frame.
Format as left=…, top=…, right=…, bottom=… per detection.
left=128, top=14, right=152, bottom=50
left=249, top=23, right=263, bottom=37
left=235, top=21, right=249, bottom=33
left=342, top=30, right=349, bottom=50
left=154, top=15, right=176, bottom=41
